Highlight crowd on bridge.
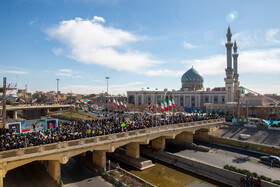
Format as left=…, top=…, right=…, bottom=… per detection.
left=0, top=113, right=224, bottom=152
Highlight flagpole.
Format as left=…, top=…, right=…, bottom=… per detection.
left=172, top=95, right=174, bottom=124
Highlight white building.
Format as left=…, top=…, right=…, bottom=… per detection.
left=127, top=27, right=241, bottom=113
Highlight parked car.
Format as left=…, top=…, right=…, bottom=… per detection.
left=259, top=155, right=280, bottom=166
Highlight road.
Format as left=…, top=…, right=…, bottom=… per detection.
left=61, top=158, right=113, bottom=187
left=165, top=142, right=280, bottom=181
left=3, top=158, right=113, bottom=187
left=4, top=161, right=58, bottom=187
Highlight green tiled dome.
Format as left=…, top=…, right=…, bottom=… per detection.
left=181, top=67, right=204, bottom=90
left=181, top=67, right=204, bottom=82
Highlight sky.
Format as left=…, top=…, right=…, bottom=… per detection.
left=0, top=0, right=280, bottom=95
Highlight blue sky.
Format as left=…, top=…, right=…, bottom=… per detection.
left=1, top=0, right=280, bottom=95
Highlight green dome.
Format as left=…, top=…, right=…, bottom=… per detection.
left=181, top=67, right=204, bottom=91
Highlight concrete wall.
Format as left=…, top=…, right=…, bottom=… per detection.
left=209, top=135, right=280, bottom=156
left=141, top=148, right=279, bottom=187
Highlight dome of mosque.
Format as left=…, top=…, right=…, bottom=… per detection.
left=181, top=67, right=204, bottom=91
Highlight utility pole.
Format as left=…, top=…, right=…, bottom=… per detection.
left=105, top=77, right=110, bottom=114
left=236, top=90, right=240, bottom=124
left=56, top=79, right=60, bottom=105
left=2, top=77, right=7, bottom=128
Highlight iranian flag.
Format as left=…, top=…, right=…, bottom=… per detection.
left=120, top=101, right=123, bottom=107
left=108, top=99, right=111, bottom=104
left=19, top=97, right=26, bottom=104
left=172, top=97, right=175, bottom=108
left=156, top=103, right=158, bottom=109
left=113, top=99, right=116, bottom=105
left=31, top=98, right=37, bottom=104
left=164, top=99, right=168, bottom=111
left=169, top=97, right=172, bottom=110
left=241, top=87, right=246, bottom=97
left=117, top=100, right=120, bottom=107
left=40, top=132, right=47, bottom=139
left=161, top=100, right=164, bottom=113
left=124, top=102, right=127, bottom=109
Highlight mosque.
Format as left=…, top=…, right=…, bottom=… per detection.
left=127, top=27, right=241, bottom=112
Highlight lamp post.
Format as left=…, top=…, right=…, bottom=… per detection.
left=56, top=79, right=60, bottom=105
left=105, top=77, right=110, bottom=114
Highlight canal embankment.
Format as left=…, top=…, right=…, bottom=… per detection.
left=140, top=147, right=279, bottom=187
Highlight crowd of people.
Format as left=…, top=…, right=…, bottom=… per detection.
left=240, top=175, right=261, bottom=187
left=0, top=113, right=223, bottom=152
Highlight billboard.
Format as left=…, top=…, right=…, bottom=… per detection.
left=6, top=122, right=21, bottom=134
left=7, top=119, right=59, bottom=133
left=46, top=119, right=58, bottom=129
left=21, top=119, right=47, bottom=133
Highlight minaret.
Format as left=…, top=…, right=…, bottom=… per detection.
left=225, top=26, right=234, bottom=79
left=224, top=26, right=235, bottom=103
left=233, top=40, right=239, bottom=84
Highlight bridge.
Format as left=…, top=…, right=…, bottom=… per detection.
left=0, top=118, right=225, bottom=186
left=0, top=104, right=72, bottom=124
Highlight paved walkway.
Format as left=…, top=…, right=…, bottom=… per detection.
left=61, top=158, right=114, bottom=187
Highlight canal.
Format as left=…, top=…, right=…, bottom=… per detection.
left=108, top=153, right=229, bottom=187
left=127, top=160, right=229, bottom=187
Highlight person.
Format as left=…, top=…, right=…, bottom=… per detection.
left=250, top=176, right=254, bottom=186
left=255, top=177, right=261, bottom=187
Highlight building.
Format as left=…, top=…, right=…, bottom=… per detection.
left=127, top=27, right=241, bottom=112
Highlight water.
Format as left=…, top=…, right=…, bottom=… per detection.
left=128, top=161, right=229, bottom=187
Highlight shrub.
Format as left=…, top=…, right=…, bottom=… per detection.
left=224, top=165, right=275, bottom=183
left=252, top=172, right=258, bottom=178
left=273, top=180, right=280, bottom=185
left=236, top=168, right=242, bottom=173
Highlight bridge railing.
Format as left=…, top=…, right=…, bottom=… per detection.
left=0, top=118, right=225, bottom=161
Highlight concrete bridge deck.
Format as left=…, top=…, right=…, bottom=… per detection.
left=0, top=118, right=225, bottom=186
left=0, top=104, right=72, bottom=111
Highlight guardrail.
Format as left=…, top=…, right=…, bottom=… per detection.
left=0, top=118, right=225, bottom=161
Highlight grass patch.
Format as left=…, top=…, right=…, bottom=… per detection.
left=52, top=110, right=97, bottom=120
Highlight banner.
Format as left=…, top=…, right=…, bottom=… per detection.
left=19, top=119, right=59, bottom=133
left=6, top=122, right=21, bottom=133
left=46, top=119, right=58, bottom=129
left=21, top=119, right=47, bottom=133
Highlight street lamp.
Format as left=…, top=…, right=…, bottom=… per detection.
left=105, top=77, right=110, bottom=113
left=56, top=79, right=60, bottom=104
left=105, top=77, right=110, bottom=96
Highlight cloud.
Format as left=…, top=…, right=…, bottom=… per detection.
left=183, top=48, right=280, bottom=75
left=29, top=18, right=38, bottom=25
left=0, top=68, right=28, bottom=75
left=52, top=48, right=64, bottom=56
left=221, top=28, right=280, bottom=49
left=91, top=79, right=103, bottom=83
left=60, top=69, right=72, bottom=72
left=56, top=72, right=72, bottom=77
left=55, top=69, right=82, bottom=78
left=143, top=69, right=184, bottom=77
left=266, top=28, right=280, bottom=44
left=46, top=17, right=162, bottom=73
left=92, top=16, right=105, bottom=23
left=183, top=41, right=197, bottom=49
left=62, top=81, right=143, bottom=94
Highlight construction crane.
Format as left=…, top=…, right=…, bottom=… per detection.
left=242, top=86, right=279, bottom=105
